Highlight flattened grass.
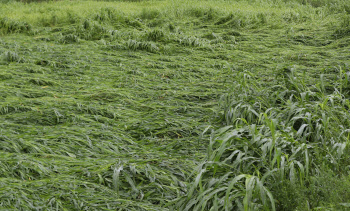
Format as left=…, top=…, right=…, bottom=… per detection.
left=1, top=0, right=350, bottom=210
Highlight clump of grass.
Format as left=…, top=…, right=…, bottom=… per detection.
left=333, top=14, right=350, bottom=39
left=282, top=11, right=305, bottom=24
left=146, top=28, right=165, bottom=41
left=125, top=18, right=144, bottom=28
left=94, top=7, right=117, bottom=22
left=58, top=18, right=118, bottom=41
left=177, top=36, right=205, bottom=47
left=1, top=51, right=24, bottom=63
left=125, top=39, right=159, bottom=53
left=177, top=68, right=350, bottom=210
left=94, top=7, right=127, bottom=25
left=271, top=170, right=350, bottom=210
left=76, top=19, right=112, bottom=40
left=66, top=10, right=81, bottom=24
left=0, top=17, right=31, bottom=35
left=59, top=34, right=79, bottom=44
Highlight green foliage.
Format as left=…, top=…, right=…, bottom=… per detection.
left=272, top=171, right=350, bottom=210
left=0, top=17, right=31, bottom=35
left=1, top=51, right=24, bottom=63
left=59, top=34, right=79, bottom=43
left=140, top=8, right=161, bottom=20
left=178, top=68, right=350, bottom=209
left=125, top=39, right=160, bottom=53
left=0, top=0, right=350, bottom=210
left=334, top=14, right=350, bottom=38
left=146, top=28, right=165, bottom=41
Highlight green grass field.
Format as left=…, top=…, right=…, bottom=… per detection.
left=1, top=0, right=350, bottom=210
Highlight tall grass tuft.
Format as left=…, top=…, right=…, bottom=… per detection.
left=2, top=51, right=24, bottom=63
left=125, top=39, right=159, bottom=53
left=0, top=18, right=31, bottom=35
left=146, top=28, right=165, bottom=41
left=177, top=67, right=350, bottom=210
left=333, top=14, right=350, bottom=39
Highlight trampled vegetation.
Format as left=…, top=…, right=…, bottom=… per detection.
left=0, top=0, right=350, bottom=210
